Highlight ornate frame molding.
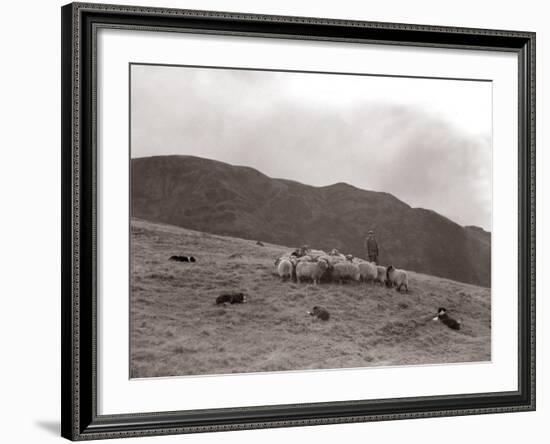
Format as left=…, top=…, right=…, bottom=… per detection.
left=61, top=3, right=535, bottom=440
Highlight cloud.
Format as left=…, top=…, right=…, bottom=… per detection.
left=131, top=65, right=492, bottom=230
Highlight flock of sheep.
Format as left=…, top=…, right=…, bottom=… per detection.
left=274, top=247, right=409, bottom=292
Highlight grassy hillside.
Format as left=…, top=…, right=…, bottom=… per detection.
left=131, top=155, right=491, bottom=287
left=130, top=218, right=491, bottom=378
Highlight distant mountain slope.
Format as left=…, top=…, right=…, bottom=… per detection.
left=131, top=155, right=491, bottom=287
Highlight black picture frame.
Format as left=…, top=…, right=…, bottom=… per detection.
left=61, top=2, right=536, bottom=440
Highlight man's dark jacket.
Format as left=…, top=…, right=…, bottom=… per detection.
left=365, top=237, right=379, bottom=256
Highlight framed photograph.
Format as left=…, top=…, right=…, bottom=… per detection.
left=61, top=2, right=536, bottom=440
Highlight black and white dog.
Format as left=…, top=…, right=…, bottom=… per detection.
left=216, top=292, right=247, bottom=305
left=308, top=306, right=330, bottom=321
left=432, top=307, right=461, bottom=330
left=169, top=255, right=196, bottom=263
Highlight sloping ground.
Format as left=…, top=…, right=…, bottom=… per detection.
left=131, top=155, right=491, bottom=287
left=130, top=218, right=491, bottom=378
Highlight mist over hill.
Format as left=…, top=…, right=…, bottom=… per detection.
left=131, top=155, right=491, bottom=287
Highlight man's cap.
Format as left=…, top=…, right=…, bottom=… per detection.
left=368, top=230, right=374, bottom=234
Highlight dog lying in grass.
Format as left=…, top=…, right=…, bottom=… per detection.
left=216, top=292, right=247, bottom=305
left=432, top=307, right=461, bottom=330
left=308, top=306, right=330, bottom=321
left=169, top=255, right=196, bottom=263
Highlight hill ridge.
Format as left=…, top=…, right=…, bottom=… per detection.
left=131, top=155, right=491, bottom=287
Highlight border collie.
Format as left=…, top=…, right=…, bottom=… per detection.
left=432, top=307, right=461, bottom=330
left=169, top=255, right=196, bottom=263
left=308, top=306, right=330, bottom=321
left=216, top=292, right=247, bottom=305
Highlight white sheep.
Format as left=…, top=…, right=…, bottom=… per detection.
left=296, top=255, right=314, bottom=263
left=316, top=254, right=331, bottom=263
left=308, top=249, right=327, bottom=258
left=319, top=254, right=345, bottom=267
left=376, top=265, right=387, bottom=286
left=331, top=262, right=360, bottom=284
left=277, top=258, right=293, bottom=281
left=316, top=254, right=336, bottom=266
left=274, top=255, right=293, bottom=267
left=329, top=249, right=346, bottom=260
left=386, top=265, right=409, bottom=292
left=358, top=261, right=378, bottom=283
left=296, top=259, right=329, bottom=285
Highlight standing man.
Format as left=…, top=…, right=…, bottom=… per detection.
left=364, top=230, right=379, bottom=264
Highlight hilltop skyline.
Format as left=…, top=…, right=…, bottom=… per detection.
left=131, top=155, right=491, bottom=286
left=131, top=64, right=492, bottom=230
left=132, top=153, right=489, bottom=232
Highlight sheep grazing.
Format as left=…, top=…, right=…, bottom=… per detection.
left=329, top=249, right=346, bottom=260
left=296, top=255, right=314, bottom=263
left=277, top=258, right=293, bottom=281
left=317, top=254, right=332, bottom=264
left=386, top=265, right=409, bottom=292
left=308, top=249, right=327, bottom=258
left=296, top=259, right=329, bottom=285
left=320, top=253, right=346, bottom=267
left=275, top=255, right=299, bottom=281
left=331, top=262, right=360, bottom=284
left=358, top=261, right=378, bottom=283
left=290, top=246, right=309, bottom=258
left=276, top=248, right=389, bottom=285
left=376, top=265, right=387, bottom=286
left=308, top=306, right=330, bottom=321
left=275, top=254, right=293, bottom=265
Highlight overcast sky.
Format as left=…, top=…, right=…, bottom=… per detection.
left=131, top=64, right=492, bottom=231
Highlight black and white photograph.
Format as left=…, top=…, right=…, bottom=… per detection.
left=129, top=64, right=492, bottom=378
left=0, top=0, right=543, bottom=442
